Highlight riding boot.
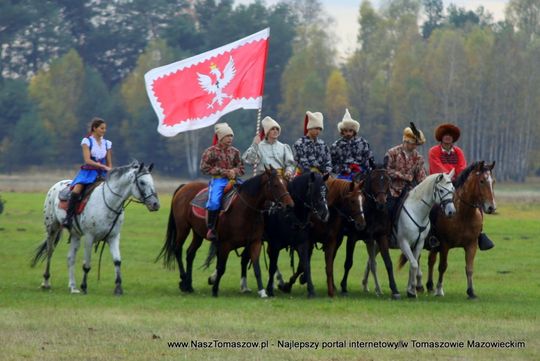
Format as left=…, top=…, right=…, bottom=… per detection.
left=478, top=232, right=494, bottom=251
left=206, top=210, right=220, bottom=241
left=62, top=192, right=80, bottom=229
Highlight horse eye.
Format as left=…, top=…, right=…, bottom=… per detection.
left=480, top=180, right=484, bottom=184
left=140, top=181, right=146, bottom=186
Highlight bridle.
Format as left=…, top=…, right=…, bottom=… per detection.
left=362, top=170, right=389, bottom=205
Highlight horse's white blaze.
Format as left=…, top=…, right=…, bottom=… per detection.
left=486, top=172, right=496, bottom=211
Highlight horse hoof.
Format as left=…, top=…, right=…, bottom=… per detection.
left=341, top=289, right=348, bottom=295
left=240, top=287, right=252, bottom=294
left=114, top=287, right=123, bottom=296
left=212, top=291, right=218, bottom=298
left=426, top=280, right=433, bottom=292
left=40, top=283, right=51, bottom=290
left=258, top=289, right=268, bottom=298
left=391, top=293, right=401, bottom=300
left=70, top=287, right=80, bottom=294
left=266, top=288, right=275, bottom=298
left=467, top=288, right=477, bottom=299
left=407, top=291, right=417, bottom=299
left=307, top=292, right=316, bottom=299
left=207, top=277, right=214, bottom=285
left=375, top=290, right=383, bottom=297
left=278, top=283, right=292, bottom=294
left=416, top=285, right=425, bottom=293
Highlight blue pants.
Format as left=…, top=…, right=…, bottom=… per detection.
left=206, top=178, right=229, bottom=211
left=337, top=173, right=353, bottom=181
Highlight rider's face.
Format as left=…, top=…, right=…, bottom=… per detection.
left=220, top=134, right=233, bottom=147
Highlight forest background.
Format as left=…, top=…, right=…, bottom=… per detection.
left=0, top=0, right=538, bottom=181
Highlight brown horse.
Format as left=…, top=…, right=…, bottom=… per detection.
left=280, top=177, right=366, bottom=297
left=157, top=167, right=294, bottom=297
left=426, top=161, right=496, bottom=299
left=339, top=166, right=402, bottom=299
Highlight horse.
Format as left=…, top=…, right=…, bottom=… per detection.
left=339, top=166, right=402, bottom=299
left=426, top=161, right=496, bottom=299
left=157, top=167, right=294, bottom=297
left=395, top=170, right=456, bottom=298
left=236, top=171, right=330, bottom=298
left=280, top=177, right=366, bottom=297
left=31, top=161, right=160, bottom=295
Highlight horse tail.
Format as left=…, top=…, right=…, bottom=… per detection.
left=31, top=230, right=62, bottom=267
left=202, top=242, right=217, bottom=269
left=156, top=184, right=185, bottom=268
left=397, top=253, right=408, bottom=270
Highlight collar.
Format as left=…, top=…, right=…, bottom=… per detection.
left=440, top=145, right=455, bottom=154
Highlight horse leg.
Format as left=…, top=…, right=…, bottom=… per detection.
left=280, top=258, right=304, bottom=294
left=416, top=253, right=425, bottom=293
left=240, top=247, right=252, bottom=293
left=324, top=238, right=338, bottom=297
left=108, top=234, right=123, bottom=296
left=340, top=234, right=356, bottom=294
left=80, top=235, right=93, bottom=294
left=249, top=241, right=267, bottom=298
left=184, top=233, right=204, bottom=293
left=266, top=245, right=279, bottom=297
left=465, top=244, right=478, bottom=299
left=174, top=226, right=191, bottom=291
left=399, top=238, right=417, bottom=298
left=368, top=241, right=383, bottom=296
left=426, top=250, right=438, bottom=293
left=212, top=244, right=230, bottom=297
left=435, top=245, right=449, bottom=297
left=298, top=240, right=315, bottom=298
left=379, top=237, right=400, bottom=299
left=67, top=233, right=81, bottom=294
left=41, top=227, right=61, bottom=290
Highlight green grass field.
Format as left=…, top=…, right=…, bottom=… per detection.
left=0, top=192, right=538, bottom=360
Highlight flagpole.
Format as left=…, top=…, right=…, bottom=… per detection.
left=253, top=108, right=262, bottom=176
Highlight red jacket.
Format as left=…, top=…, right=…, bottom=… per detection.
left=428, top=145, right=466, bottom=179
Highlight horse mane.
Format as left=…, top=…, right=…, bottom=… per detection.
left=289, top=172, right=312, bottom=201
left=453, top=161, right=481, bottom=189
left=326, top=177, right=352, bottom=203
left=408, top=173, right=441, bottom=201
left=238, top=172, right=265, bottom=197
left=107, top=163, right=135, bottom=180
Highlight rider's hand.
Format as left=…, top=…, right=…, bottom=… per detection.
left=102, top=165, right=112, bottom=172
left=227, top=169, right=236, bottom=179
left=284, top=171, right=292, bottom=180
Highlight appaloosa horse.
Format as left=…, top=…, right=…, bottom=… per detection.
left=426, top=161, right=496, bottom=299
left=32, top=161, right=160, bottom=295
left=157, top=167, right=294, bottom=297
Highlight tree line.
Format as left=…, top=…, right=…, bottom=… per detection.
left=0, top=0, right=538, bottom=181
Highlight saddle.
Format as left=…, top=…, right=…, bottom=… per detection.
left=58, top=181, right=103, bottom=214
left=190, top=183, right=237, bottom=219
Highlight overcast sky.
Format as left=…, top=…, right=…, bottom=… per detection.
left=236, top=0, right=509, bottom=57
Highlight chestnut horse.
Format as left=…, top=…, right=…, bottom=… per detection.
left=339, top=166, right=402, bottom=299
left=157, top=168, right=294, bottom=297
left=280, top=177, right=366, bottom=297
left=426, top=161, right=496, bottom=299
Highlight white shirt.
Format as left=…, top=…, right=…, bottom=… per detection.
left=242, top=139, right=295, bottom=175
left=81, top=136, right=112, bottom=161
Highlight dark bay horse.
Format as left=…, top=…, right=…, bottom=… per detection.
left=281, top=177, right=366, bottom=297
left=157, top=167, right=294, bottom=297
left=426, top=161, right=496, bottom=299
left=339, top=166, right=402, bottom=299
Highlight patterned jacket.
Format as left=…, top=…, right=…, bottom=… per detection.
left=385, top=144, right=427, bottom=197
left=330, top=136, right=374, bottom=175
left=292, top=136, right=332, bottom=174
left=200, top=144, right=245, bottom=178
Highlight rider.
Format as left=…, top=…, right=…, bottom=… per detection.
left=292, top=111, right=332, bottom=176
left=385, top=123, right=427, bottom=222
left=63, top=117, right=112, bottom=229
left=428, top=123, right=494, bottom=251
left=200, top=122, right=245, bottom=241
left=330, top=108, right=374, bottom=180
left=242, top=116, right=295, bottom=179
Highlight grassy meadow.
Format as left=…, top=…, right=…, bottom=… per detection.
left=0, top=190, right=539, bottom=360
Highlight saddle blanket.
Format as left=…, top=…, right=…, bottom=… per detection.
left=190, top=186, right=237, bottom=219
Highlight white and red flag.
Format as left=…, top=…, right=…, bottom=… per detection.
left=145, top=28, right=269, bottom=137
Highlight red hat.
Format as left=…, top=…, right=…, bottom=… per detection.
left=435, top=123, right=460, bottom=142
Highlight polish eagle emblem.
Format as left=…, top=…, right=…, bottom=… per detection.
left=197, top=56, right=236, bottom=109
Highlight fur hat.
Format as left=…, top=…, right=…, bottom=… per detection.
left=304, top=111, right=324, bottom=135
left=435, top=123, right=460, bottom=142
left=337, top=108, right=360, bottom=134
left=260, top=116, right=281, bottom=139
left=403, top=123, right=426, bottom=145
left=213, top=122, right=234, bottom=144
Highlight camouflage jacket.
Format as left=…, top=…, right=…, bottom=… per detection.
left=330, top=136, right=374, bottom=175
left=292, top=136, right=332, bottom=174
left=200, top=144, right=245, bottom=178
left=385, top=144, right=426, bottom=197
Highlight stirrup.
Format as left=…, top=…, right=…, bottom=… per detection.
left=206, top=229, right=217, bottom=241
left=478, top=233, right=494, bottom=251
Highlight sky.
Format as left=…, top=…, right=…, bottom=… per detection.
left=236, top=0, right=510, bottom=57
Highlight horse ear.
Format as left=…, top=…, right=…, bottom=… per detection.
left=148, top=163, right=154, bottom=173
left=477, top=161, right=485, bottom=171
left=139, top=162, right=144, bottom=173
left=448, top=168, right=455, bottom=179
left=488, top=161, right=495, bottom=170
left=436, top=174, right=443, bottom=182
left=322, top=173, right=330, bottom=181
left=349, top=180, right=355, bottom=192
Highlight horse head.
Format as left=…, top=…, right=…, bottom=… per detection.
left=305, top=171, right=329, bottom=222
left=130, top=160, right=160, bottom=212
left=262, top=165, right=294, bottom=210
left=363, top=165, right=390, bottom=211
left=434, top=170, right=456, bottom=217
left=475, top=161, right=497, bottom=214
left=328, top=178, right=366, bottom=231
